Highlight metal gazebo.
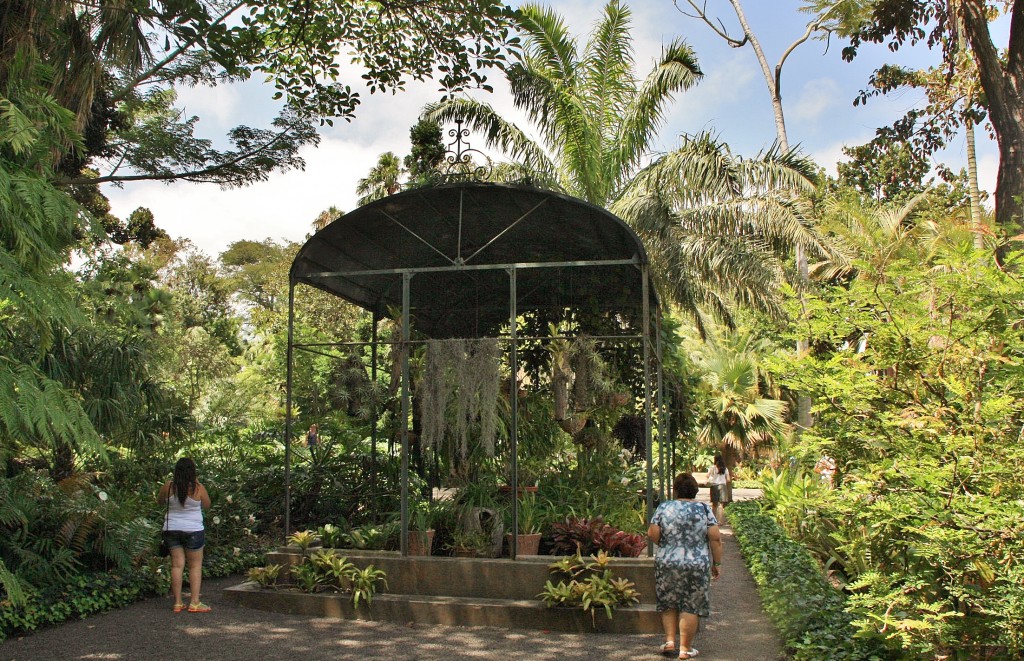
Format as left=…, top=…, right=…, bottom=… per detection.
left=285, top=181, right=668, bottom=557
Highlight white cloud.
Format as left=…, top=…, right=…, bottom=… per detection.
left=664, top=51, right=759, bottom=142
left=813, top=138, right=859, bottom=177
left=791, top=78, right=842, bottom=122
left=173, top=84, right=244, bottom=129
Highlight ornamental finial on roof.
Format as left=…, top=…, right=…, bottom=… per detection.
left=440, top=118, right=492, bottom=182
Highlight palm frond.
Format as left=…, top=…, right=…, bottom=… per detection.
left=515, top=3, right=580, bottom=87
left=616, top=37, right=702, bottom=180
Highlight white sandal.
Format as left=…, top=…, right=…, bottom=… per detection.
left=679, top=649, right=699, bottom=659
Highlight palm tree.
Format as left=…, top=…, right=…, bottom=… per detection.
left=312, top=205, right=344, bottom=232
left=423, top=1, right=834, bottom=329
left=356, top=152, right=403, bottom=205
left=694, top=341, right=788, bottom=469
left=1, top=0, right=152, bottom=129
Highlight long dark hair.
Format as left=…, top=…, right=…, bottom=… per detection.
left=714, top=454, right=727, bottom=474
left=172, top=457, right=198, bottom=506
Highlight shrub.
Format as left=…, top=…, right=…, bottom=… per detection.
left=728, top=501, right=887, bottom=661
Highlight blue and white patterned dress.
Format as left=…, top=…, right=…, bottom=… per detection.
left=650, top=499, right=718, bottom=615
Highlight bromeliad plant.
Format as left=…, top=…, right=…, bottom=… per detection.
left=550, top=516, right=646, bottom=557
left=538, top=550, right=640, bottom=626
left=317, top=523, right=349, bottom=548
left=286, top=530, right=320, bottom=550
left=286, top=550, right=388, bottom=607
left=246, top=564, right=282, bottom=588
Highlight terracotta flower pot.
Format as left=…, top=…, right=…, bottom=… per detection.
left=507, top=532, right=542, bottom=556
left=408, top=529, right=435, bottom=556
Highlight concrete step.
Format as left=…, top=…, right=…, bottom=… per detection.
left=264, top=549, right=657, bottom=604
left=224, top=581, right=662, bottom=634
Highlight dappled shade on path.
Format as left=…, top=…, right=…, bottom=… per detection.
left=1, top=508, right=780, bottom=661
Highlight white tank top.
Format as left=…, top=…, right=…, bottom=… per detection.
left=708, top=466, right=729, bottom=485
left=163, top=494, right=204, bottom=532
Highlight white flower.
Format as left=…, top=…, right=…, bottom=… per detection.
left=233, top=515, right=240, bottom=521
left=620, top=477, right=630, bottom=486
left=243, top=528, right=252, bottom=536
left=213, top=516, right=221, bottom=525
left=97, top=491, right=108, bottom=502
left=226, top=495, right=233, bottom=503
left=233, top=547, right=241, bottom=556
left=248, top=514, right=256, bottom=523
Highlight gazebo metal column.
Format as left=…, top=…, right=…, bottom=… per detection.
left=400, top=272, right=412, bottom=555
left=642, top=265, right=654, bottom=558
left=508, top=266, right=519, bottom=559
left=659, top=313, right=667, bottom=499
left=284, top=282, right=295, bottom=537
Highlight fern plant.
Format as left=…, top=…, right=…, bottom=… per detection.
left=0, top=49, right=104, bottom=468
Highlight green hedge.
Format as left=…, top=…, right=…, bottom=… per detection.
left=0, top=546, right=267, bottom=642
left=728, top=501, right=889, bottom=661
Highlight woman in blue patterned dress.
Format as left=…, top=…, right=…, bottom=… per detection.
left=647, top=473, right=723, bottom=659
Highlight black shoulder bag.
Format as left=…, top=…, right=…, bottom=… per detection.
left=158, top=489, right=171, bottom=557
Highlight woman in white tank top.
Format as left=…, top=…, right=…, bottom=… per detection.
left=158, top=457, right=212, bottom=613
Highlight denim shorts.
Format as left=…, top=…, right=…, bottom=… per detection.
left=162, top=529, right=206, bottom=551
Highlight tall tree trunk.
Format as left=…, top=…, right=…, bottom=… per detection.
left=965, top=117, right=986, bottom=249
left=727, top=0, right=814, bottom=428
left=961, top=0, right=1024, bottom=230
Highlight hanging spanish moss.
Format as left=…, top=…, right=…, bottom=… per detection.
left=419, top=339, right=452, bottom=453
left=470, top=339, right=500, bottom=457
left=419, top=338, right=501, bottom=469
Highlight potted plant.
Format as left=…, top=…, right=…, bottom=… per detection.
left=449, top=529, right=492, bottom=557
left=506, top=490, right=543, bottom=555
left=408, top=502, right=435, bottom=556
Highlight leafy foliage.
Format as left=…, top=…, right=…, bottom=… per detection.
left=247, top=563, right=282, bottom=588
left=538, top=550, right=640, bottom=624
left=549, top=516, right=646, bottom=557
left=765, top=199, right=1024, bottom=658
left=9, top=0, right=517, bottom=188
left=728, top=501, right=887, bottom=660
left=282, top=550, right=387, bottom=607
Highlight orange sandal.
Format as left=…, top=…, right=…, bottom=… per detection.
left=172, top=603, right=186, bottom=613
left=187, top=602, right=212, bottom=613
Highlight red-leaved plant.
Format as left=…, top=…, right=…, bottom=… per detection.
left=550, top=516, right=646, bottom=557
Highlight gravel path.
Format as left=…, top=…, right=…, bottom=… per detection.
left=1, top=497, right=782, bottom=661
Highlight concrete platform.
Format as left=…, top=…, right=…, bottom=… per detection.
left=224, top=549, right=661, bottom=633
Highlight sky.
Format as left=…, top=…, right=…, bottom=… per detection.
left=102, top=1, right=1002, bottom=259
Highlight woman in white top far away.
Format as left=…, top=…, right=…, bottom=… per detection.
left=707, top=454, right=730, bottom=524
left=158, top=457, right=212, bottom=613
